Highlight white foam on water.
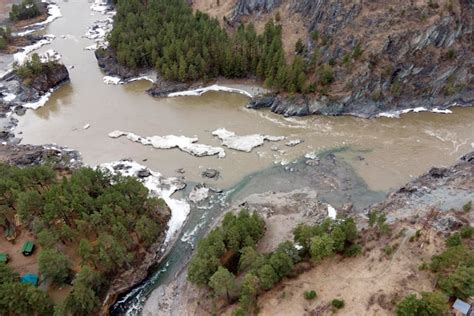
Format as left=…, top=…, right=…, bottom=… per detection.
left=377, top=107, right=453, bottom=118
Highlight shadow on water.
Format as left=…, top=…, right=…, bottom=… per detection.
left=110, top=147, right=387, bottom=315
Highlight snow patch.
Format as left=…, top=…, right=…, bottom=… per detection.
left=108, top=130, right=226, bottom=158
left=327, top=204, right=337, bottom=220
left=127, top=76, right=155, bottom=83
left=84, top=44, right=97, bottom=51
left=99, top=160, right=189, bottom=244
left=84, top=13, right=114, bottom=49
left=13, top=35, right=56, bottom=65
left=2, top=93, right=17, bottom=102
left=103, top=76, right=122, bottom=85
left=168, top=84, right=253, bottom=98
left=22, top=91, right=51, bottom=110
left=39, top=49, right=61, bottom=63
left=90, top=0, right=111, bottom=13
left=188, top=186, right=210, bottom=203
left=103, top=75, right=155, bottom=85
left=212, top=128, right=285, bottom=152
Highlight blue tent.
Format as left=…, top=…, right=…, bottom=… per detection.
left=20, top=273, right=39, bottom=286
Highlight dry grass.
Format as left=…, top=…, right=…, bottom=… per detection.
left=252, top=224, right=444, bottom=316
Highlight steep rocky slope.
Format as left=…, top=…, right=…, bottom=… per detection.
left=193, top=0, right=473, bottom=117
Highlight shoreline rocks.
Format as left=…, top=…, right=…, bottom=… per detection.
left=247, top=91, right=474, bottom=118
left=95, top=46, right=473, bottom=119
left=0, top=143, right=82, bottom=169
left=95, top=48, right=141, bottom=80
left=368, top=151, right=473, bottom=226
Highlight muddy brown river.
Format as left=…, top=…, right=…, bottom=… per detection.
left=14, top=0, right=474, bottom=192
left=5, top=0, right=474, bottom=314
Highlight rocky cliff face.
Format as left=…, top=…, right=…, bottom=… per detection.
left=229, top=0, right=473, bottom=117
left=228, top=0, right=282, bottom=24
left=1, top=62, right=69, bottom=104
left=95, top=48, right=140, bottom=79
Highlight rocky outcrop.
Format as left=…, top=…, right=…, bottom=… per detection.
left=146, top=79, right=190, bottom=97
left=0, top=62, right=69, bottom=143
left=95, top=48, right=140, bottom=79
left=248, top=89, right=474, bottom=118
left=0, top=143, right=82, bottom=169
left=369, top=151, right=474, bottom=227
left=234, top=0, right=474, bottom=117
left=228, top=0, right=283, bottom=24
left=1, top=62, right=69, bottom=105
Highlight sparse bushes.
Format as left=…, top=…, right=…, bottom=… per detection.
left=427, top=0, right=440, bottom=9
left=428, top=235, right=474, bottom=300
left=0, top=27, right=11, bottom=50
left=371, top=89, right=383, bottom=101
left=295, top=39, right=305, bottom=55
left=304, top=290, right=317, bottom=300
left=367, top=211, right=391, bottom=236
left=319, top=64, right=334, bottom=85
left=331, top=298, right=345, bottom=309
left=384, top=245, right=395, bottom=256
left=390, top=81, right=402, bottom=97
left=396, top=292, right=448, bottom=316
left=446, top=49, right=456, bottom=60
left=445, top=233, right=462, bottom=247
left=14, top=53, right=57, bottom=81
left=463, top=201, right=472, bottom=212
left=352, top=43, right=364, bottom=60
left=189, top=215, right=361, bottom=313
left=460, top=226, right=473, bottom=239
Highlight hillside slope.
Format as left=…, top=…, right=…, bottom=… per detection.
left=192, top=0, right=473, bottom=117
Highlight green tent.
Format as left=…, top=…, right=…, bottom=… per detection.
left=0, top=253, right=8, bottom=263
left=21, top=241, right=35, bottom=256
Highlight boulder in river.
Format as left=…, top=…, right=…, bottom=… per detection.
left=201, top=168, right=220, bottom=179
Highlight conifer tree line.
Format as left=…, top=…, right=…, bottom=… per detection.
left=108, top=0, right=312, bottom=93
left=0, top=164, right=169, bottom=315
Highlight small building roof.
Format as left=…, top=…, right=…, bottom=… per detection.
left=20, top=273, right=39, bottom=286
left=453, top=298, right=471, bottom=315
left=0, top=253, right=8, bottom=263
